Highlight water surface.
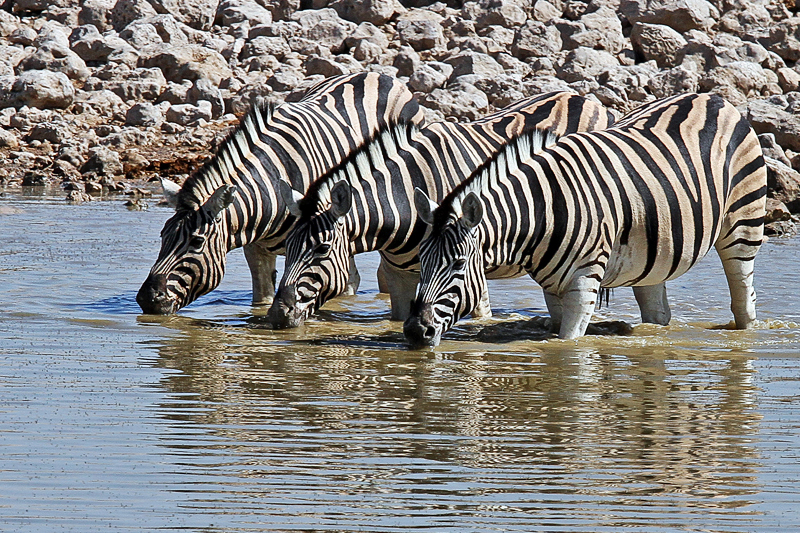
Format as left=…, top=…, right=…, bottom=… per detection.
left=1, top=191, right=800, bottom=532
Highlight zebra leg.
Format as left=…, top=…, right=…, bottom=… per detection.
left=471, top=288, right=492, bottom=319
left=543, top=289, right=563, bottom=332
left=558, top=276, right=602, bottom=340
left=718, top=250, right=758, bottom=329
left=377, top=257, right=390, bottom=294
left=243, top=242, right=277, bottom=307
left=633, top=283, right=671, bottom=325
left=380, top=260, right=419, bottom=321
left=345, top=256, right=361, bottom=296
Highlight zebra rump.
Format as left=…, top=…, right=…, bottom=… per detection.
left=406, top=93, right=767, bottom=346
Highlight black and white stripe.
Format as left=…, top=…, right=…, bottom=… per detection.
left=136, top=72, right=424, bottom=314
left=405, top=93, right=767, bottom=346
left=267, top=92, right=614, bottom=328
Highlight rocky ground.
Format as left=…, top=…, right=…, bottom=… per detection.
left=1, top=0, right=800, bottom=234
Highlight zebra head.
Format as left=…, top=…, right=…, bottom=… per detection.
left=404, top=188, right=486, bottom=348
left=137, top=184, right=236, bottom=314
left=268, top=179, right=353, bottom=329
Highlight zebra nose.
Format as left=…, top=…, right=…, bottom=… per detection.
left=268, top=284, right=304, bottom=329
left=404, top=305, right=439, bottom=348
left=137, top=274, right=174, bottom=314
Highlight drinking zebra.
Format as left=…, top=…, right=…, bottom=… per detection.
left=136, top=72, right=424, bottom=315
left=404, top=93, right=767, bottom=346
left=268, top=92, right=614, bottom=328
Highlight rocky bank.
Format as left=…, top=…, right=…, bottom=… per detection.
left=1, top=0, right=800, bottom=234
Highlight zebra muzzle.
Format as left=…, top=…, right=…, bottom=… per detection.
left=268, top=284, right=309, bottom=329
left=136, top=274, right=176, bottom=315
left=403, top=303, right=441, bottom=348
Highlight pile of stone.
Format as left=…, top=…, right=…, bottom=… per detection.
left=0, top=0, right=799, bottom=233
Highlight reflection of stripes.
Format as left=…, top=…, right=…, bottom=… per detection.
left=269, top=92, right=615, bottom=327
left=138, top=73, right=423, bottom=314
left=409, top=93, right=767, bottom=344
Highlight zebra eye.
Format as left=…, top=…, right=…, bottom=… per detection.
left=189, top=235, right=206, bottom=250
left=315, top=243, right=331, bottom=256
left=452, top=258, right=467, bottom=270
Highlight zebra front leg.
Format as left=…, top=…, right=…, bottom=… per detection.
left=558, top=276, right=602, bottom=340
left=345, top=256, right=361, bottom=296
left=380, top=260, right=420, bottom=321
left=471, top=288, right=492, bottom=319
left=243, top=242, right=277, bottom=307
left=633, top=283, right=671, bottom=325
left=543, top=289, right=563, bottom=332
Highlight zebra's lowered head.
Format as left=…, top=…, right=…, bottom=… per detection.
left=137, top=184, right=237, bottom=314
left=268, top=179, right=354, bottom=329
left=404, top=188, right=486, bottom=348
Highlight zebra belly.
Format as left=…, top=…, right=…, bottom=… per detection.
left=486, top=265, right=528, bottom=280
left=601, top=239, right=713, bottom=288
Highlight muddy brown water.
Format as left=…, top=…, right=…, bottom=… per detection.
left=2, top=190, right=800, bottom=532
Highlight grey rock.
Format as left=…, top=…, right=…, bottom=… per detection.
left=646, top=65, right=699, bottom=99
left=81, top=146, right=123, bottom=176
left=242, top=36, right=291, bottom=60
left=759, top=133, right=792, bottom=168
left=352, top=40, right=383, bottom=62
left=189, top=78, right=224, bottom=118
left=165, top=100, right=213, bottom=125
left=621, top=0, right=719, bottom=32
left=138, top=45, right=232, bottom=85
left=110, top=0, right=159, bottom=32
left=13, top=0, right=71, bottom=13
left=393, top=46, right=420, bottom=77
left=72, top=89, right=127, bottom=115
left=765, top=156, right=800, bottom=210
left=345, top=21, right=389, bottom=50
left=532, top=0, right=561, bottom=23
left=465, top=0, right=527, bottom=29
left=765, top=18, right=800, bottom=63
left=126, top=101, right=165, bottom=126
left=9, top=27, right=38, bottom=46
left=78, top=0, right=115, bottom=32
left=120, top=15, right=192, bottom=49
left=417, top=81, right=489, bottom=121
left=512, top=21, right=562, bottom=60
left=292, top=9, right=356, bottom=53
left=149, top=0, right=220, bottom=31
left=217, top=0, right=273, bottom=26
left=474, top=75, right=526, bottom=108
left=397, top=18, right=445, bottom=52
left=157, top=81, right=192, bottom=104
left=747, top=98, right=800, bottom=153
left=266, top=67, right=304, bottom=92
left=562, top=7, right=625, bottom=54
left=777, top=67, right=800, bottom=94
left=0, top=128, right=20, bottom=148
left=409, top=62, right=452, bottom=93
left=26, top=120, right=72, bottom=144
left=329, top=0, right=397, bottom=25
left=556, top=47, right=619, bottom=83
left=445, top=51, right=504, bottom=81
left=1, top=70, right=74, bottom=109
left=305, top=55, right=350, bottom=77
left=699, top=62, right=773, bottom=105
left=69, top=25, right=115, bottom=62
left=17, top=43, right=91, bottom=82
left=630, top=22, right=687, bottom=68
left=86, top=67, right=167, bottom=101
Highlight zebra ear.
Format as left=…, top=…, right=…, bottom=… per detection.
left=278, top=180, right=303, bottom=217
left=204, top=184, right=237, bottom=220
left=414, top=187, right=438, bottom=226
left=330, top=181, right=352, bottom=219
left=461, top=192, right=483, bottom=229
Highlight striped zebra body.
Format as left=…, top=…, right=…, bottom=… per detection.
left=136, top=72, right=423, bottom=315
left=268, top=92, right=614, bottom=328
left=405, top=93, right=767, bottom=346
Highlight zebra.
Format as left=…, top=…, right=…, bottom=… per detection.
left=136, top=72, right=424, bottom=315
left=404, top=93, right=767, bottom=346
left=268, top=92, right=614, bottom=328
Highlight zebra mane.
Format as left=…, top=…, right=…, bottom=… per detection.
left=296, top=120, right=419, bottom=218
left=433, top=127, right=559, bottom=229
left=175, top=98, right=276, bottom=212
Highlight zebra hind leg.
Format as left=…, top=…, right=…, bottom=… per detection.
left=558, top=275, right=602, bottom=340
left=633, top=283, right=671, bottom=325
left=243, top=242, right=277, bottom=307
left=543, top=289, right=563, bottom=333
left=717, top=244, right=759, bottom=329
left=345, top=256, right=361, bottom=296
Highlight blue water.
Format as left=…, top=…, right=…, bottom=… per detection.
left=1, top=192, right=800, bottom=532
